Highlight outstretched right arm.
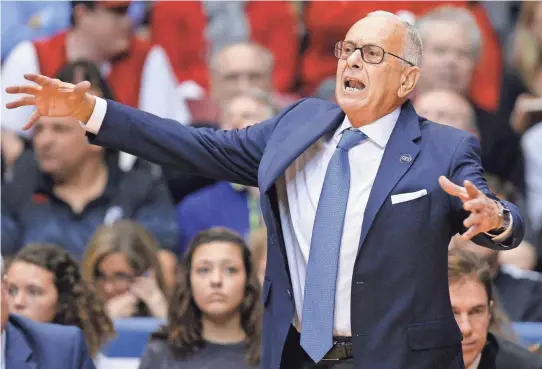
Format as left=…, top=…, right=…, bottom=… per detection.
left=86, top=98, right=278, bottom=186
left=5, top=74, right=304, bottom=186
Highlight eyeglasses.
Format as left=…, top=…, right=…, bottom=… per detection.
left=334, top=41, right=415, bottom=66
left=94, top=270, right=135, bottom=286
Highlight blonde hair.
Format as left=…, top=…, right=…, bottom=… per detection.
left=82, top=220, right=169, bottom=298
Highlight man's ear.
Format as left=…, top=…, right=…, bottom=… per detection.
left=398, top=66, right=421, bottom=99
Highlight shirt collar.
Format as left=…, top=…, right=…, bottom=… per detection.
left=468, top=353, right=482, bottom=369
left=335, top=107, right=401, bottom=149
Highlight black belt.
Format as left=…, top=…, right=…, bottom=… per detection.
left=322, top=338, right=353, bottom=361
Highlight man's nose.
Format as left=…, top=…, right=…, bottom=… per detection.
left=347, top=50, right=364, bottom=70
left=235, top=76, right=252, bottom=93
left=12, top=292, right=26, bottom=309
left=456, top=314, right=473, bottom=337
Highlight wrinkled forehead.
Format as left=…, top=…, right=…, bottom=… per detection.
left=344, top=16, right=406, bottom=53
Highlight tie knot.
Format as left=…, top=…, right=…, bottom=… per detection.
left=337, top=129, right=367, bottom=151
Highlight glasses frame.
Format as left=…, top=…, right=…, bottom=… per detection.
left=334, top=41, right=415, bottom=67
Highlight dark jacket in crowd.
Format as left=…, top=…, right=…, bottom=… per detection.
left=472, top=102, right=525, bottom=192
left=494, top=265, right=542, bottom=322
left=479, top=333, right=542, bottom=369
left=1, top=157, right=179, bottom=260
left=5, top=314, right=95, bottom=369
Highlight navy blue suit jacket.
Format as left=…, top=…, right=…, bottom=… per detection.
left=5, top=315, right=95, bottom=369
left=89, top=98, right=524, bottom=369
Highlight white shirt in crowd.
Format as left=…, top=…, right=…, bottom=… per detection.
left=85, top=98, right=511, bottom=337
left=468, top=353, right=482, bottom=369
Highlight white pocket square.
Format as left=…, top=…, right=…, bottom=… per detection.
left=391, top=189, right=428, bottom=205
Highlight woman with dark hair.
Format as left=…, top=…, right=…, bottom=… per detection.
left=139, top=227, right=262, bottom=369
left=5, top=243, right=115, bottom=357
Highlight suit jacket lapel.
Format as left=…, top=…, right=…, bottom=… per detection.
left=358, top=101, right=421, bottom=251
left=5, top=321, right=36, bottom=369
left=260, top=105, right=344, bottom=192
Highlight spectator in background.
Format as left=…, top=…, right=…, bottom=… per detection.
left=522, top=121, right=542, bottom=266
left=448, top=248, right=542, bottom=369
left=0, top=60, right=179, bottom=259
left=1, top=255, right=96, bottom=369
left=415, top=6, right=524, bottom=192
left=300, top=1, right=501, bottom=110
left=82, top=220, right=172, bottom=320
left=450, top=235, right=542, bottom=322
left=175, top=89, right=274, bottom=254
left=0, top=1, right=147, bottom=61
left=413, top=89, right=480, bottom=139
left=151, top=1, right=298, bottom=95
left=249, top=226, right=267, bottom=287
left=1, top=0, right=182, bottom=136
left=184, top=41, right=298, bottom=125
left=161, top=42, right=292, bottom=203
left=500, top=1, right=542, bottom=134
left=139, top=228, right=261, bottom=369
left=5, top=244, right=115, bottom=358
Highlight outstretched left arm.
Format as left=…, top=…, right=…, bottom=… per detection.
left=440, top=134, right=524, bottom=250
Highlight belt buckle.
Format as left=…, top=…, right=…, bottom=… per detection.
left=321, top=341, right=346, bottom=361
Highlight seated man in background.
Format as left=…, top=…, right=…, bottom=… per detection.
left=450, top=236, right=542, bottom=322
left=186, top=41, right=298, bottom=125
left=0, top=1, right=146, bottom=61
left=163, top=41, right=298, bottom=204
left=175, top=89, right=275, bottom=254
left=448, top=248, right=542, bottom=369
left=1, top=62, right=178, bottom=260
left=1, top=0, right=182, bottom=137
left=1, top=255, right=96, bottom=369
left=415, top=6, right=524, bottom=191
left=413, top=89, right=480, bottom=139
left=151, top=1, right=298, bottom=95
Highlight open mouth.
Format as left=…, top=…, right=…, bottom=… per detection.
left=344, top=77, right=366, bottom=92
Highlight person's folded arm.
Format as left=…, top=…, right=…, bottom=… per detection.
left=448, top=134, right=524, bottom=249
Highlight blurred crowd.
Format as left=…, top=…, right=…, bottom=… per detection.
left=1, top=1, right=542, bottom=368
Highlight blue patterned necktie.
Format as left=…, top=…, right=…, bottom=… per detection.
left=300, top=128, right=368, bottom=362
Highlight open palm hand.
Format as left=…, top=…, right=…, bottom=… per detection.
left=5, top=74, right=93, bottom=130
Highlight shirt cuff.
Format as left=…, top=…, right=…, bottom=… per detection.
left=80, top=97, right=107, bottom=135
left=485, top=216, right=513, bottom=243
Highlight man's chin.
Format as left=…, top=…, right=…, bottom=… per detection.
left=338, top=95, right=369, bottom=113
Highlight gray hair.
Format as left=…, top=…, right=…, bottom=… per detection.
left=416, top=6, right=482, bottom=61
left=367, top=11, right=423, bottom=67
left=209, top=41, right=274, bottom=74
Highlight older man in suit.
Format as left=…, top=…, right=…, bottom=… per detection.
left=0, top=255, right=95, bottom=369
left=5, top=10, right=524, bottom=369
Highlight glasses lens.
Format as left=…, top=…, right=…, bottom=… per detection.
left=362, top=45, right=384, bottom=64
left=335, top=41, right=356, bottom=59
